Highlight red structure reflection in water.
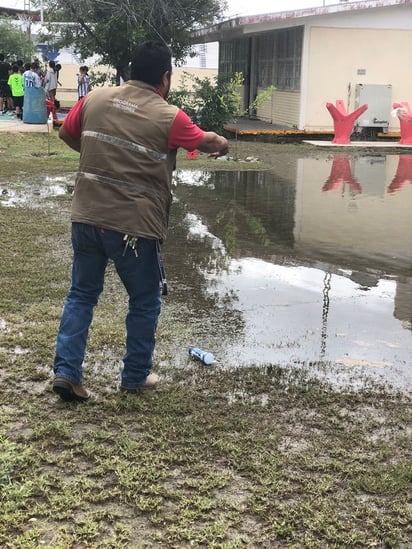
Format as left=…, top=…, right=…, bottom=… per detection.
left=322, top=154, right=362, bottom=193
left=387, top=154, right=412, bottom=193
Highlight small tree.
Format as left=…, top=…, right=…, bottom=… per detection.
left=89, top=68, right=116, bottom=88
left=169, top=71, right=243, bottom=133
left=169, top=71, right=275, bottom=158
left=39, top=0, right=225, bottom=84
left=232, top=85, right=276, bottom=159
left=0, top=17, right=35, bottom=61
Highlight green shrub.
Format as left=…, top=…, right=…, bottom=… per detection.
left=169, top=71, right=243, bottom=133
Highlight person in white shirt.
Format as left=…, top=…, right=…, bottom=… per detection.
left=44, top=60, right=58, bottom=101
left=23, top=61, right=41, bottom=89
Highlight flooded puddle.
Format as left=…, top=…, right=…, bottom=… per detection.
left=0, top=174, right=74, bottom=207
left=165, top=153, right=412, bottom=388
left=2, top=153, right=411, bottom=388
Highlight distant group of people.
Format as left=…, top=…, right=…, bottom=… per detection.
left=0, top=52, right=92, bottom=121
left=0, top=54, right=62, bottom=119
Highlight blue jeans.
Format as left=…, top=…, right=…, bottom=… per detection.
left=53, top=223, right=162, bottom=388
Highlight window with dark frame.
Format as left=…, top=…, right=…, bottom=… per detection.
left=274, top=27, right=303, bottom=90
left=219, top=38, right=249, bottom=80
left=219, top=26, right=303, bottom=92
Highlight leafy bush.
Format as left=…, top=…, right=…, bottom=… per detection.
left=89, top=68, right=117, bottom=88
left=169, top=71, right=243, bottom=133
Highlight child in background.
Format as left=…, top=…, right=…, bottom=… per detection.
left=77, top=66, right=91, bottom=100
left=16, top=59, right=24, bottom=75
left=7, top=64, right=24, bottom=119
left=0, top=52, right=12, bottom=113
left=43, top=60, right=58, bottom=101
left=54, top=63, right=62, bottom=109
left=23, top=61, right=41, bottom=88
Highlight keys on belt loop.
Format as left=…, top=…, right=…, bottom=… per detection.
left=122, top=234, right=138, bottom=257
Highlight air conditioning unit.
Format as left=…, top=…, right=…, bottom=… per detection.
left=355, top=84, right=392, bottom=128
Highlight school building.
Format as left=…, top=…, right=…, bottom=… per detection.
left=192, top=0, right=412, bottom=134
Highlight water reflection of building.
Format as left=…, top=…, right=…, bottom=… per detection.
left=352, top=155, right=387, bottom=196
left=175, top=156, right=412, bottom=275
left=322, top=154, right=361, bottom=194
left=294, top=154, right=412, bottom=276
left=173, top=158, right=412, bottom=338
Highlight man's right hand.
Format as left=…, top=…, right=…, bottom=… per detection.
left=198, top=132, right=229, bottom=158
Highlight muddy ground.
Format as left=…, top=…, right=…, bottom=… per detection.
left=0, top=132, right=411, bottom=548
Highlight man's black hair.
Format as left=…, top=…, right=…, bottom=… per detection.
left=0, top=53, right=5, bottom=61
left=130, top=41, right=172, bottom=86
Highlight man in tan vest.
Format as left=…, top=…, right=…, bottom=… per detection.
left=53, top=40, right=228, bottom=402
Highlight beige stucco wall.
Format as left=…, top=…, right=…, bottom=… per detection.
left=305, top=27, right=412, bottom=132
left=55, top=64, right=112, bottom=103
left=55, top=64, right=217, bottom=104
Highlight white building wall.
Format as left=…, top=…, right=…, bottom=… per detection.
left=221, top=3, right=412, bottom=130
left=304, top=26, right=412, bottom=131
left=300, top=4, right=412, bottom=131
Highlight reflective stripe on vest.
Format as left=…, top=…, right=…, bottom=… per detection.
left=77, top=171, right=164, bottom=197
left=82, top=130, right=167, bottom=161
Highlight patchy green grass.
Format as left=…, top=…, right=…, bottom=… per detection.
left=0, top=132, right=79, bottom=178
left=0, top=131, right=289, bottom=179
left=0, top=134, right=411, bottom=547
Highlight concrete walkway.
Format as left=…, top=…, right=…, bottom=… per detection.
left=0, top=114, right=52, bottom=133
left=303, top=139, right=412, bottom=148
left=224, top=117, right=408, bottom=146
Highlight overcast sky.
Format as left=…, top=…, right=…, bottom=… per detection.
left=0, top=1, right=342, bottom=17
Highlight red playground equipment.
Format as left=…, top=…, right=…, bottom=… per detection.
left=322, top=154, right=362, bottom=194
left=392, top=102, right=412, bottom=145
left=326, top=99, right=368, bottom=144
left=387, top=154, right=412, bottom=193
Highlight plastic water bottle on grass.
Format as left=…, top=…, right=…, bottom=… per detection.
left=189, top=346, right=215, bottom=365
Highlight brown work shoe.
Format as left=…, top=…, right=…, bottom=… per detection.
left=53, top=377, right=90, bottom=402
left=120, top=373, right=160, bottom=393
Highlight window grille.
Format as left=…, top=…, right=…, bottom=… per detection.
left=274, top=27, right=303, bottom=90
left=219, top=38, right=249, bottom=80
left=219, top=26, right=303, bottom=91
left=256, top=34, right=275, bottom=88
